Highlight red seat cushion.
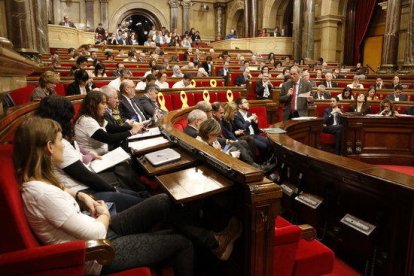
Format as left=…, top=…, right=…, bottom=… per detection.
left=173, top=118, right=188, bottom=132
left=109, top=267, right=152, bottom=276
left=320, top=133, right=335, bottom=144
left=9, top=85, right=37, bottom=106
left=292, top=239, right=335, bottom=276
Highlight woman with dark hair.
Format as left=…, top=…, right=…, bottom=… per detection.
left=66, top=69, right=95, bottom=96
left=349, top=92, right=371, bottom=115
left=14, top=117, right=194, bottom=276
left=93, top=62, right=107, bottom=78
left=378, top=98, right=399, bottom=116
left=37, top=95, right=146, bottom=211
left=367, top=86, right=379, bottom=101
left=337, top=87, right=354, bottom=100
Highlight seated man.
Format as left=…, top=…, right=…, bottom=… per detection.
left=387, top=85, right=408, bottom=102
left=235, top=68, right=252, bottom=87
left=108, top=68, right=131, bottom=92
left=323, top=96, right=343, bottom=155
left=225, top=29, right=237, bottom=39
left=313, top=85, right=331, bottom=100
left=119, top=80, right=147, bottom=122
left=59, top=15, right=76, bottom=28
left=136, top=84, right=165, bottom=119
left=184, top=109, right=208, bottom=137
left=172, top=73, right=194, bottom=88
left=255, top=73, right=273, bottom=100
left=135, top=74, right=156, bottom=91
left=322, top=72, right=338, bottom=88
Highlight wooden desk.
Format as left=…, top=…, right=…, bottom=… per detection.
left=270, top=119, right=414, bottom=276
left=341, top=114, right=414, bottom=165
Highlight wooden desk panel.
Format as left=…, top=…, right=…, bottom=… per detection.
left=156, top=165, right=234, bottom=203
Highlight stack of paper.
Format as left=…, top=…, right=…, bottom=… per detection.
left=129, top=136, right=170, bottom=151
left=128, top=127, right=161, bottom=140
left=262, top=128, right=287, bottom=134
left=89, top=147, right=130, bottom=173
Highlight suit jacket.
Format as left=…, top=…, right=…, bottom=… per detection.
left=221, top=119, right=237, bottom=140
left=313, top=92, right=332, bottom=100
left=349, top=104, right=371, bottom=115
left=183, top=125, right=198, bottom=138
left=321, top=81, right=338, bottom=88
left=280, top=79, right=313, bottom=120
left=66, top=81, right=94, bottom=96
left=219, top=68, right=229, bottom=77
left=202, top=62, right=212, bottom=76
left=234, top=111, right=260, bottom=135
left=59, top=21, right=76, bottom=28
left=255, top=80, right=273, bottom=100
left=104, top=111, right=132, bottom=132
left=235, top=74, right=249, bottom=86
left=119, top=95, right=146, bottom=122
left=136, top=95, right=157, bottom=119
left=386, top=93, right=408, bottom=101
left=117, top=38, right=131, bottom=45
left=323, top=107, right=342, bottom=126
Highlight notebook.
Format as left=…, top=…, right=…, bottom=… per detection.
left=128, top=127, right=161, bottom=141
left=89, top=147, right=130, bottom=173
left=145, top=148, right=181, bottom=166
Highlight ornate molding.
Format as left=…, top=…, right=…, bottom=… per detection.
left=169, top=0, right=179, bottom=8
left=181, top=0, right=192, bottom=9
left=214, top=2, right=227, bottom=9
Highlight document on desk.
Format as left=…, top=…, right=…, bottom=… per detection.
left=262, top=128, right=287, bottom=134
left=129, top=136, right=170, bottom=151
left=90, top=147, right=130, bottom=173
left=128, top=127, right=161, bottom=141
left=298, top=92, right=311, bottom=98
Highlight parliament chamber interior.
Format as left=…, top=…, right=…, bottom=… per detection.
left=0, top=0, right=414, bottom=275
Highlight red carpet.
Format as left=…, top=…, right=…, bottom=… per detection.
left=376, top=165, right=414, bottom=176
left=324, top=258, right=361, bottom=276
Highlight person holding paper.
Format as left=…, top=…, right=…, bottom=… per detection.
left=38, top=95, right=148, bottom=209
left=279, top=66, right=313, bottom=120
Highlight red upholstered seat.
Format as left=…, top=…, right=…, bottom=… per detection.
left=9, top=84, right=37, bottom=106
left=273, top=216, right=334, bottom=276
left=320, top=133, right=335, bottom=145
left=173, top=118, right=188, bottom=132
left=0, top=144, right=153, bottom=276
left=249, top=106, right=269, bottom=128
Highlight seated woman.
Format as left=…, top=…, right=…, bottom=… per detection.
left=337, top=87, right=354, bottom=101
left=349, top=92, right=371, bottom=115
left=378, top=98, right=399, bottom=116
left=92, top=62, right=107, bottom=78
left=14, top=117, right=194, bottom=275
left=155, top=71, right=170, bottom=89
left=197, top=67, right=209, bottom=77
left=347, top=76, right=364, bottom=89
left=196, top=118, right=240, bottom=159
left=37, top=95, right=147, bottom=211
left=30, top=71, right=60, bottom=101
left=66, top=69, right=96, bottom=96
left=367, top=86, right=379, bottom=101
left=74, top=91, right=146, bottom=191
left=172, top=65, right=184, bottom=78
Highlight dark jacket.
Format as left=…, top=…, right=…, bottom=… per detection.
left=234, top=111, right=260, bottom=135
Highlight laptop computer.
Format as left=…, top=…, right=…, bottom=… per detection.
left=144, top=148, right=181, bottom=166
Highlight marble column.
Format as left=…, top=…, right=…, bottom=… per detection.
left=402, top=0, right=414, bottom=72
left=100, top=0, right=108, bottom=30
left=318, top=16, right=340, bottom=62
left=380, top=0, right=402, bottom=73
left=181, top=0, right=192, bottom=33
left=168, top=0, right=179, bottom=33
left=214, top=3, right=226, bottom=40
left=33, top=0, right=49, bottom=55
left=244, top=0, right=249, bottom=38
left=5, top=0, right=39, bottom=56
left=292, top=0, right=303, bottom=60
left=303, top=0, right=314, bottom=60
left=85, top=0, right=94, bottom=31
left=249, top=0, right=257, bottom=37
left=52, top=0, right=61, bottom=25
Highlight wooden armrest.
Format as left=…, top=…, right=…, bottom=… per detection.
left=85, top=239, right=114, bottom=265
left=299, top=224, right=317, bottom=241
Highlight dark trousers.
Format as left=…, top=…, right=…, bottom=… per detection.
left=324, top=124, right=343, bottom=155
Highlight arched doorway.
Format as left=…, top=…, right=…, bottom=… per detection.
left=235, top=10, right=245, bottom=38
left=118, top=9, right=161, bottom=45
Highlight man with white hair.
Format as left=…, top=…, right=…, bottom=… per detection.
left=119, top=79, right=147, bottom=122
left=313, top=85, right=332, bottom=100
left=280, top=66, right=313, bottom=120
left=322, top=72, right=338, bottom=88
left=184, top=109, right=208, bottom=138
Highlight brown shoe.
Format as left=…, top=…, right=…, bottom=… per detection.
left=213, top=217, right=242, bottom=261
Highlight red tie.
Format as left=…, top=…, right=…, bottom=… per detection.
left=290, top=83, right=297, bottom=112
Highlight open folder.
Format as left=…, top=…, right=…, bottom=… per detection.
left=89, top=147, right=130, bottom=173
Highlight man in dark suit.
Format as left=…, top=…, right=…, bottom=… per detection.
left=117, top=33, right=131, bottom=45
left=219, top=61, right=230, bottom=78
left=386, top=85, right=408, bottom=102
left=119, top=79, right=147, bottom=122
left=183, top=109, right=208, bottom=138
left=321, top=72, right=338, bottom=88
left=312, top=85, right=332, bottom=100
left=135, top=84, right=164, bottom=119
left=332, top=68, right=344, bottom=79
left=59, top=15, right=76, bottom=28
left=279, top=66, right=313, bottom=120
left=235, top=68, right=252, bottom=87
left=323, top=96, right=343, bottom=155
left=202, top=56, right=213, bottom=76
left=255, top=73, right=273, bottom=100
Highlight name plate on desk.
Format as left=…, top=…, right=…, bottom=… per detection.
left=156, top=165, right=234, bottom=203
left=340, top=214, right=376, bottom=236
left=295, top=192, right=323, bottom=209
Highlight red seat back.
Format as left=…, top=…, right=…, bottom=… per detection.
left=0, top=145, right=40, bottom=254
left=249, top=106, right=269, bottom=128
left=173, top=118, right=188, bottom=131
left=9, top=85, right=37, bottom=106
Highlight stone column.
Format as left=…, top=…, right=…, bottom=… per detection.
left=249, top=0, right=257, bottom=37
left=5, top=0, right=39, bottom=56
left=402, top=0, right=414, bottom=73
left=169, top=0, right=179, bottom=33
left=214, top=3, right=226, bottom=40
left=292, top=0, right=303, bottom=60
left=303, top=0, right=315, bottom=60
left=380, top=0, right=402, bottom=73
left=100, top=0, right=108, bottom=30
left=33, top=0, right=49, bottom=55
left=181, top=0, right=192, bottom=33
left=85, top=0, right=94, bottom=31
left=244, top=0, right=249, bottom=38
left=52, top=0, right=61, bottom=25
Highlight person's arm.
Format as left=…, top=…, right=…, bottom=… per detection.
left=106, top=122, right=132, bottom=134
left=255, top=81, right=265, bottom=99
left=63, top=160, right=116, bottom=192
left=91, top=128, right=130, bottom=144
left=233, top=114, right=251, bottom=131
left=279, top=84, right=292, bottom=103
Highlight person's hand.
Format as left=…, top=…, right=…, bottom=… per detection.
left=131, top=122, right=144, bottom=134
left=230, top=150, right=241, bottom=159
left=94, top=200, right=110, bottom=217
left=235, top=129, right=244, bottom=136
left=89, top=150, right=102, bottom=160
left=288, top=88, right=294, bottom=95
left=125, top=119, right=134, bottom=126
left=78, top=192, right=97, bottom=216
